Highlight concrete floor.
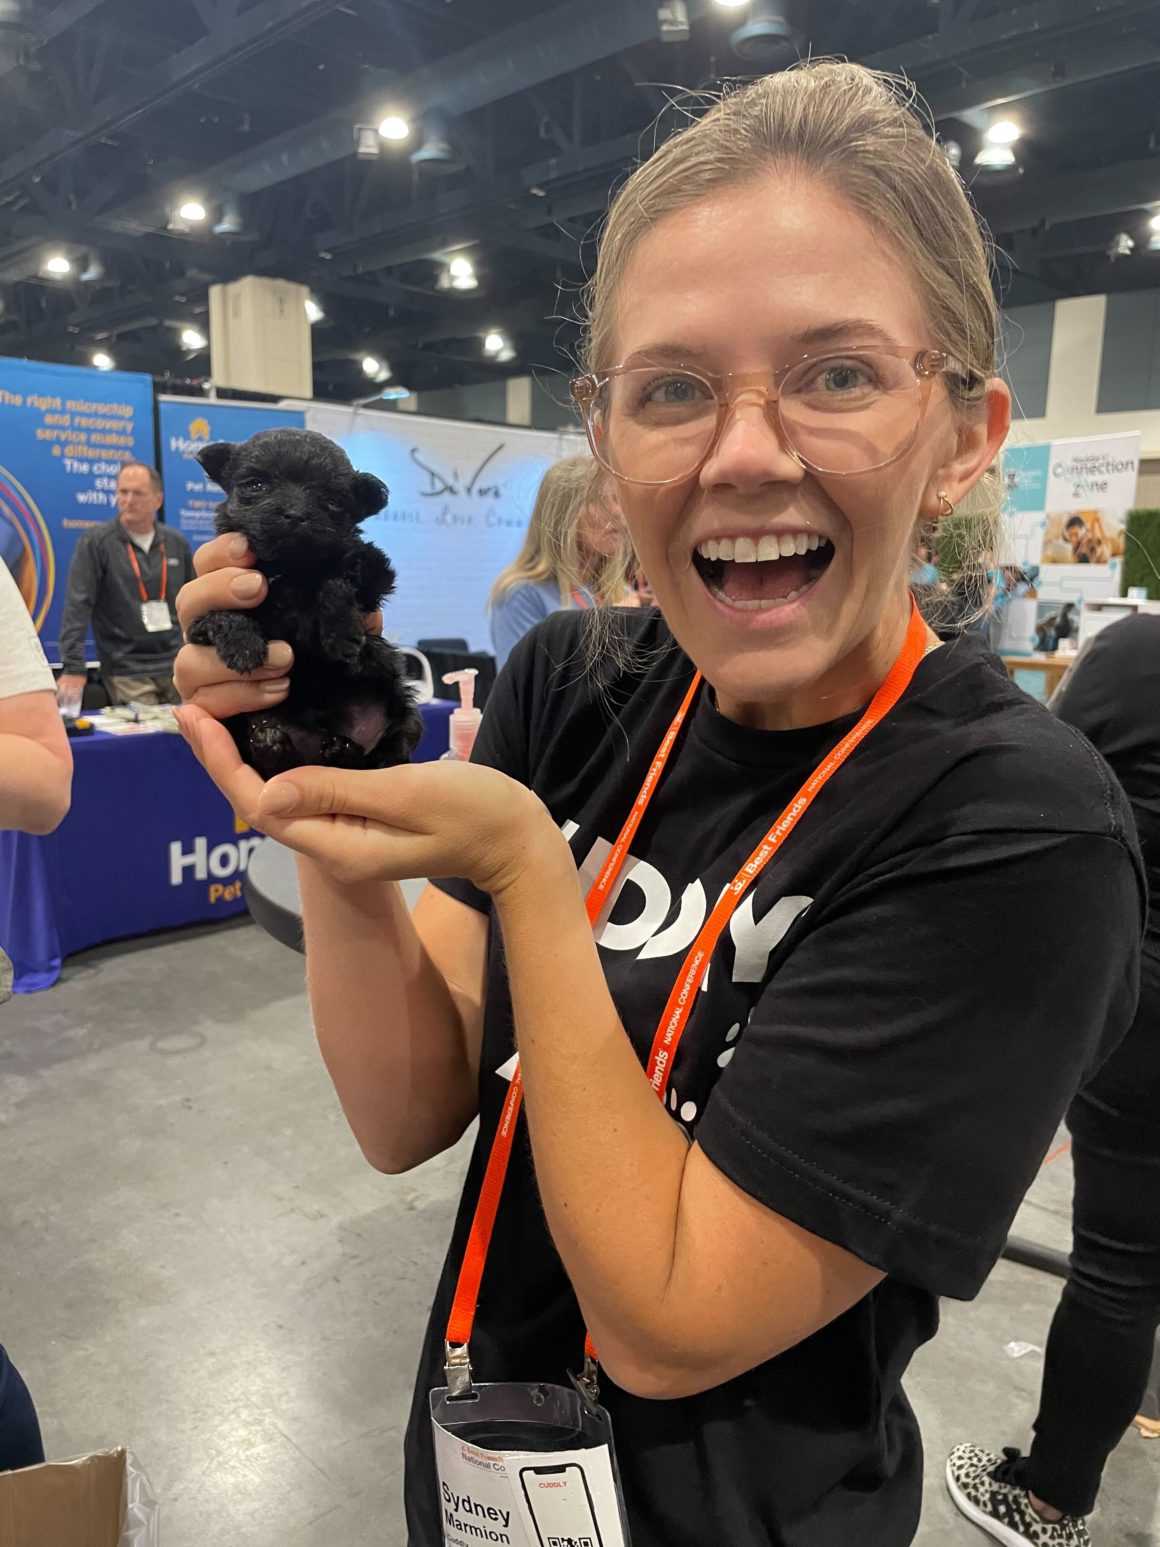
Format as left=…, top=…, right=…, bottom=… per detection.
left=2, top=916, right=1158, bottom=1546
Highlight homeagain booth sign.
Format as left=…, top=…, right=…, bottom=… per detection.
left=158, top=397, right=305, bottom=549
left=1003, top=430, right=1141, bottom=605
left=305, top=401, right=579, bottom=650
left=0, top=356, right=155, bottom=659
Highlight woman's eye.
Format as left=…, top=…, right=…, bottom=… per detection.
left=642, top=374, right=709, bottom=408
left=819, top=361, right=875, bottom=393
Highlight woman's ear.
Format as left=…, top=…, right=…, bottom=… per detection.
left=351, top=471, right=388, bottom=519
left=922, top=379, right=1012, bottom=520
left=197, top=442, right=238, bottom=491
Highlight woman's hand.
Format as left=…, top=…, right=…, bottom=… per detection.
left=174, top=705, right=562, bottom=896
left=173, top=533, right=292, bottom=718
left=173, top=532, right=385, bottom=718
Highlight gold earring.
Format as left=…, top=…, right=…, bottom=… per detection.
left=937, top=491, right=954, bottom=519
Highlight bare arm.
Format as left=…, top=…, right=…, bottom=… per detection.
left=299, top=868, right=486, bottom=1172
left=0, top=690, right=73, bottom=833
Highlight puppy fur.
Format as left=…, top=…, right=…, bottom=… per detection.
left=188, top=427, right=421, bottom=777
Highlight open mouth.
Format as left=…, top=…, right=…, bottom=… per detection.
left=691, top=533, right=835, bottom=611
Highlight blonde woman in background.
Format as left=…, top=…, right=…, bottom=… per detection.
left=488, top=454, right=636, bottom=667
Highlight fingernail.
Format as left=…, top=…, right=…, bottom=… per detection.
left=232, top=573, right=263, bottom=598
left=227, top=534, right=248, bottom=559
left=267, top=642, right=293, bottom=670
left=262, top=783, right=299, bottom=814
left=260, top=678, right=289, bottom=696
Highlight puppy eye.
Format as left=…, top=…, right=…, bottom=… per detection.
left=239, top=478, right=267, bottom=495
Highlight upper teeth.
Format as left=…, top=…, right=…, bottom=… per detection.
left=696, top=533, right=828, bottom=563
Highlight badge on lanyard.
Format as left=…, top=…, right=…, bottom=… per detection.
left=126, top=540, right=172, bottom=633
left=430, top=599, right=932, bottom=1547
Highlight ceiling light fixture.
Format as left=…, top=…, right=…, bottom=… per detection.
left=91, top=351, right=115, bottom=371
left=180, top=326, right=208, bottom=350
left=44, top=253, right=72, bottom=276
left=974, top=143, right=1017, bottom=170
left=1150, top=213, right=1160, bottom=232
left=378, top=114, right=410, bottom=141
left=362, top=354, right=391, bottom=380
left=448, top=256, right=475, bottom=280
left=177, top=199, right=207, bottom=223
left=354, top=124, right=381, bottom=160
left=483, top=330, right=505, bottom=355
left=304, top=297, right=324, bottom=324
left=985, top=120, right=1021, bottom=146
left=1107, top=231, right=1136, bottom=259
left=378, top=384, right=410, bottom=400
left=714, top=0, right=750, bottom=8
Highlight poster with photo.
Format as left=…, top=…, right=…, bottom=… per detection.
left=1017, top=431, right=1140, bottom=604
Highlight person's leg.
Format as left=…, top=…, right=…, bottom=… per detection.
left=105, top=674, right=159, bottom=706
left=0, top=1345, right=45, bottom=1472
left=1023, top=996, right=1160, bottom=1517
left=151, top=674, right=180, bottom=705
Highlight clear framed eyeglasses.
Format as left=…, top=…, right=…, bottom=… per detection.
left=570, top=347, right=973, bottom=486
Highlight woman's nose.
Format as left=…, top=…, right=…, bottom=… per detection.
left=699, top=394, right=805, bottom=493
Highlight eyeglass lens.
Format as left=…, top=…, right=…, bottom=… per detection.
left=590, top=351, right=926, bottom=482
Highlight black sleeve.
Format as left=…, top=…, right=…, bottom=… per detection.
left=695, top=829, right=1142, bottom=1300
left=59, top=534, right=100, bottom=674
left=430, top=626, right=538, bottom=915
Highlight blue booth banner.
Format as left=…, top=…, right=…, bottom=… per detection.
left=158, top=397, right=305, bottom=550
left=0, top=356, right=155, bottom=660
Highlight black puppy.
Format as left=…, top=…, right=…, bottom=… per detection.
left=188, top=427, right=421, bottom=778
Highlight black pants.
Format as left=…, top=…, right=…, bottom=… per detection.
left=0, top=1344, right=44, bottom=1472
left=1022, top=959, right=1160, bottom=1516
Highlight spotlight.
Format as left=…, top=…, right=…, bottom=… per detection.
left=92, top=351, right=115, bottom=371
left=1150, top=213, right=1160, bottom=232
left=304, top=297, right=324, bottom=324
left=941, top=139, right=963, bottom=171
left=974, top=143, right=1017, bottom=170
left=448, top=256, right=475, bottom=280
left=177, top=199, right=207, bottom=223
left=354, top=124, right=381, bottom=160
left=984, top=120, right=1021, bottom=146
left=1107, top=231, right=1136, bottom=260
left=714, top=0, right=750, bottom=7
left=180, top=326, right=208, bottom=350
left=378, top=114, right=410, bottom=141
left=483, top=330, right=505, bottom=355
left=362, top=354, right=391, bottom=380
left=43, top=253, right=72, bottom=276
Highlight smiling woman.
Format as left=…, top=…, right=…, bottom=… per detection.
left=173, top=58, right=1144, bottom=1547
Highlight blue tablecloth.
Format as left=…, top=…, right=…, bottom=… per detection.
left=0, top=698, right=455, bottom=993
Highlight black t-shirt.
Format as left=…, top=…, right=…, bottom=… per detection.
left=404, top=610, right=1143, bottom=1547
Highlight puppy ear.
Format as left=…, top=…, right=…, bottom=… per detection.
left=351, top=470, right=387, bottom=519
left=197, top=442, right=238, bottom=491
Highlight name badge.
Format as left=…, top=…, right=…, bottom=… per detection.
left=141, top=600, right=172, bottom=633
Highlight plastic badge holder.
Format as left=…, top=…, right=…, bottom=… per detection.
left=431, top=1378, right=631, bottom=1547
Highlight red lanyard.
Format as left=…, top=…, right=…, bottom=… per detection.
left=572, top=588, right=592, bottom=610
left=445, top=599, right=931, bottom=1371
left=126, top=539, right=167, bottom=604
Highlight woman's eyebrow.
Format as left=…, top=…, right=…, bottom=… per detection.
left=617, top=343, right=713, bottom=368
left=795, top=319, right=899, bottom=348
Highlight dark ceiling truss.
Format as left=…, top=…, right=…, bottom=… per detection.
left=2, top=0, right=1160, bottom=396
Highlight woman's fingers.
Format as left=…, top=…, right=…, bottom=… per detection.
left=174, top=705, right=268, bottom=827
left=175, top=563, right=270, bottom=634
left=173, top=640, right=293, bottom=709
left=257, top=763, right=422, bottom=824
left=365, top=608, right=383, bottom=636
left=193, top=531, right=257, bottom=578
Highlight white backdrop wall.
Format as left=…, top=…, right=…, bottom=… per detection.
left=298, top=402, right=585, bottom=651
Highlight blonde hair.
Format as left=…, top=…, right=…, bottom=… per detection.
left=582, top=60, right=1002, bottom=615
left=489, top=454, right=636, bottom=610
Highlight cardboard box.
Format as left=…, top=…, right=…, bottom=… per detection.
left=0, top=1448, right=156, bottom=1547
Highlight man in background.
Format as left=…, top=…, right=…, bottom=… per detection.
left=57, top=461, right=194, bottom=707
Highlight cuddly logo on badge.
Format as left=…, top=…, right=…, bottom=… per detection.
left=0, top=459, right=53, bottom=630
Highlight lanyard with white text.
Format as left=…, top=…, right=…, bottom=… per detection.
left=125, top=539, right=168, bottom=603
left=443, top=598, right=930, bottom=1399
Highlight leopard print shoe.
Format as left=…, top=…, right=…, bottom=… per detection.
left=946, top=1444, right=1092, bottom=1546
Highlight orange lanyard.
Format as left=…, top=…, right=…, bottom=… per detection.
left=445, top=599, right=930, bottom=1374
left=572, top=588, right=592, bottom=610
left=126, top=539, right=167, bottom=604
